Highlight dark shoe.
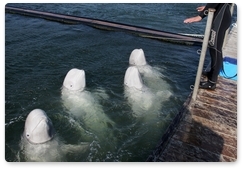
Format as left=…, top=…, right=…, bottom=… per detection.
left=199, top=81, right=216, bottom=90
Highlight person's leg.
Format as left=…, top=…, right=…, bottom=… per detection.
left=207, top=43, right=223, bottom=83
left=200, top=4, right=232, bottom=89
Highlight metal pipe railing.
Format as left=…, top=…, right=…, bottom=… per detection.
left=192, top=8, right=216, bottom=101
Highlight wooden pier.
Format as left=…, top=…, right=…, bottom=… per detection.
left=147, top=23, right=237, bottom=162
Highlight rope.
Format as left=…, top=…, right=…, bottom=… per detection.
left=221, top=64, right=237, bottom=79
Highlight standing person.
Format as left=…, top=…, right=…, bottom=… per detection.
left=184, top=3, right=232, bottom=90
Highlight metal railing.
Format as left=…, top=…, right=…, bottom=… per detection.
left=192, top=8, right=215, bottom=101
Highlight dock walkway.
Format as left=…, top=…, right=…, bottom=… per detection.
left=148, top=23, right=237, bottom=162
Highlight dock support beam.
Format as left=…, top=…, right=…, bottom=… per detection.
left=192, top=8, right=215, bottom=101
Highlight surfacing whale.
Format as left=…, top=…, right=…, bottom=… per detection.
left=124, top=66, right=163, bottom=117
left=19, top=108, right=89, bottom=162
left=61, top=68, right=114, bottom=141
left=129, top=48, right=172, bottom=94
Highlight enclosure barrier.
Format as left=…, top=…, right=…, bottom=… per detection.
left=192, top=8, right=216, bottom=101
left=5, top=6, right=203, bottom=46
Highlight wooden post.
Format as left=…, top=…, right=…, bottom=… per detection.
left=192, top=8, right=216, bottom=101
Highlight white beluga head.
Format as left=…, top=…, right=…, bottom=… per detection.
left=129, top=48, right=147, bottom=66
left=63, top=68, right=86, bottom=91
left=21, top=109, right=90, bottom=162
left=124, top=66, right=143, bottom=90
left=23, top=109, right=55, bottom=144
left=124, top=66, right=160, bottom=117
left=61, top=68, right=115, bottom=144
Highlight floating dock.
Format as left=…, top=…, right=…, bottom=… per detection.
left=5, top=6, right=203, bottom=46
left=147, top=23, right=237, bottom=162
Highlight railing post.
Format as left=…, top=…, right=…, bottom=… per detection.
left=192, top=8, right=215, bottom=101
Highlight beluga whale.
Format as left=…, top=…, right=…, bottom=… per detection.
left=19, top=108, right=89, bottom=162
left=129, top=48, right=147, bottom=66
left=61, top=68, right=114, bottom=143
left=23, top=108, right=55, bottom=144
left=129, top=48, right=172, bottom=96
left=62, top=68, right=86, bottom=91
left=124, top=66, right=163, bottom=117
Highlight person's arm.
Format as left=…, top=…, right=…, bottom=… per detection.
left=198, top=3, right=219, bottom=19
left=184, top=3, right=219, bottom=24
left=197, top=6, right=205, bottom=12
left=183, top=15, right=202, bottom=23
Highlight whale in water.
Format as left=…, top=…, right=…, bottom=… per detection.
left=19, top=109, right=89, bottom=162
left=62, top=68, right=86, bottom=91
left=129, top=48, right=172, bottom=95
left=124, top=66, right=163, bottom=117
left=23, top=108, right=55, bottom=144
left=61, top=68, right=114, bottom=141
left=129, top=48, right=147, bottom=66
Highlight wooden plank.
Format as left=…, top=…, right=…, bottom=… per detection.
left=177, top=119, right=237, bottom=147
left=152, top=76, right=237, bottom=161
left=223, top=23, right=237, bottom=59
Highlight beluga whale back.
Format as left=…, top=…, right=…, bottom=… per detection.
left=61, top=68, right=115, bottom=144
left=124, top=66, right=162, bottom=117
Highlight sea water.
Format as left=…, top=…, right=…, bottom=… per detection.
left=5, top=3, right=237, bottom=162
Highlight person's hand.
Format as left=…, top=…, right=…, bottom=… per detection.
left=183, top=16, right=202, bottom=23
left=196, top=6, right=205, bottom=12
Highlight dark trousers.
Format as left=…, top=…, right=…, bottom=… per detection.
left=208, top=4, right=232, bottom=83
